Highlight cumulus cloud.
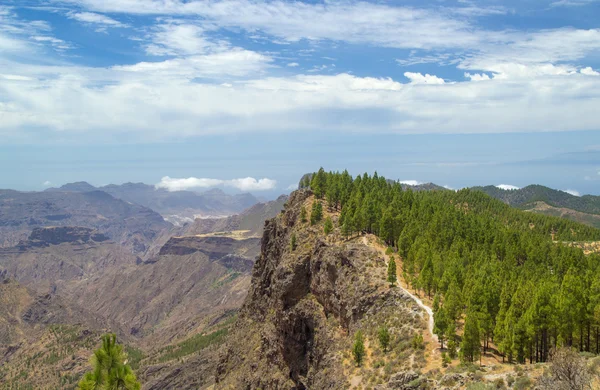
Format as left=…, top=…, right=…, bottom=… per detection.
left=145, top=23, right=211, bottom=56
left=286, top=183, right=298, bottom=191
left=496, top=184, right=520, bottom=190
left=581, top=67, right=600, bottom=76
left=42, top=180, right=52, bottom=186
left=155, top=176, right=276, bottom=191
left=400, top=180, right=424, bottom=186
left=563, top=189, right=581, bottom=196
left=404, top=72, right=445, bottom=84
left=2, top=2, right=600, bottom=141
left=287, top=62, right=299, bottom=67
left=464, top=72, right=490, bottom=81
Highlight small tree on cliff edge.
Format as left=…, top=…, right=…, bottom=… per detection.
left=311, top=201, right=323, bottom=225
left=300, top=206, right=307, bottom=223
left=387, top=257, right=397, bottom=286
left=352, top=330, right=366, bottom=366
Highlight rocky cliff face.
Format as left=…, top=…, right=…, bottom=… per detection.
left=18, top=226, right=108, bottom=249
left=215, top=190, right=426, bottom=389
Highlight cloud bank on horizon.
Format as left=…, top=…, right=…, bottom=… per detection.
left=0, top=0, right=599, bottom=142
left=156, top=176, right=277, bottom=192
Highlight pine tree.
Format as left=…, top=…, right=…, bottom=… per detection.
left=310, top=201, right=323, bottom=225
left=445, top=280, right=463, bottom=323
left=342, top=220, right=352, bottom=239
left=78, top=334, right=140, bottom=390
left=311, top=167, right=327, bottom=199
left=378, top=326, right=391, bottom=352
left=352, top=331, right=366, bottom=366
left=324, top=216, right=333, bottom=235
left=460, top=313, right=481, bottom=363
left=300, top=206, right=307, bottom=223
left=387, top=257, right=397, bottom=286
left=434, top=306, right=449, bottom=349
left=446, top=324, right=458, bottom=359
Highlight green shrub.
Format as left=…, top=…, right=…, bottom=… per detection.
left=513, top=376, right=532, bottom=390
left=411, top=333, right=425, bottom=350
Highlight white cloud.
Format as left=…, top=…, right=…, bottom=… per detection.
left=581, top=67, right=600, bottom=76
left=464, top=72, right=490, bottom=81
left=114, top=48, right=272, bottom=79
left=404, top=72, right=445, bottom=84
left=3, top=68, right=600, bottom=139
left=286, top=183, right=298, bottom=191
left=42, top=180, right=52, bottom=186
left=287, top=62, right=299, bottom=67
left=563, top=189, right=581, bottom=196
left=57, top=0, right=482, bottom=50
left=496, top=184, right=520, bottom=190
left=145, top=23, right=211, bottom=56
left=155, top=176, right=276, bottom=191
left=400, top=180, right=423, bottom=186
left=551, top=0, right=598, bottom=6
left=67, top=11, right=127, bottom=30
left=228, top=177, right=277, bottom=191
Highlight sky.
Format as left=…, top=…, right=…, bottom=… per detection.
left=0, top=0, right=599, bottom=197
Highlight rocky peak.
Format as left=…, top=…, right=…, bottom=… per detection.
left=215, top=189, right=426, bottom=389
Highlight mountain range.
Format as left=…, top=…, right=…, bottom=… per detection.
left=1, top=176, right=599, bottom=389
left=46, top=181, right=260, bottom=224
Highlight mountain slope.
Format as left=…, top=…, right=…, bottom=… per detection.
left=473, top=184, right=600, bottom=228
left=185, top=194, right=288, bottom=237
left=0, top=189, right=171, bottom=254
left=47, top=182, right=260, bottom=223
left=473, top=184, right=600, bottom=214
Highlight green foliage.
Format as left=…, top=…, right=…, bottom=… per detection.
left=324, top=216, right=333, bottom=235
left=434, top=306, right=450, bottom=349
left=385, top=247, right=394, bottom=255
left=387, top=257, right=397, bottom=285
left=308, top=170, right=600, bottom=360
left=411, top=333, right=425, bottom=350
left=310, top=201, right=323, bottom=225
left=441, top=351, right=452, bottom=367
left=460, top=313, right=481, bottom=363
left=446, top=322, right=458, bottom=359
left=78, top=334, right=140, bottom=390
left=310, top=167, right=327, bottom=199
left=377, top=326, right=391, bottom=352
left=157, top=328, right=228, bottom=363
left=300, top=206, right=307, bottom=223
left=290, top=233, right=297, bottom=251
left=352, top=330, right=366, bottom=366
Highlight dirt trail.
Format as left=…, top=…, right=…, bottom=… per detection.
left=361, top=236, right=438, bottom=344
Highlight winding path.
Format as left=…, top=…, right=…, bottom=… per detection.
left=362, top=236, right=438, bottom=343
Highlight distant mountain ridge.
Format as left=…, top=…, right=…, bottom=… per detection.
left=471, top=184, right=600, bottom=215
left=0, top=189, right=170, bottom=254
left=46, top=181, right=260, bottom=223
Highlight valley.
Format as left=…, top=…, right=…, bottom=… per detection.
left=1, top=174, right=599, bottom=389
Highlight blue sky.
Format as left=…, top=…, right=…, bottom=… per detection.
left=0, top=0, right=599, bottom=196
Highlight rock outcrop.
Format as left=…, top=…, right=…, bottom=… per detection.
left=215, top=190, right=426, bottom=389
left=18, top=226, right=108, bottom=249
